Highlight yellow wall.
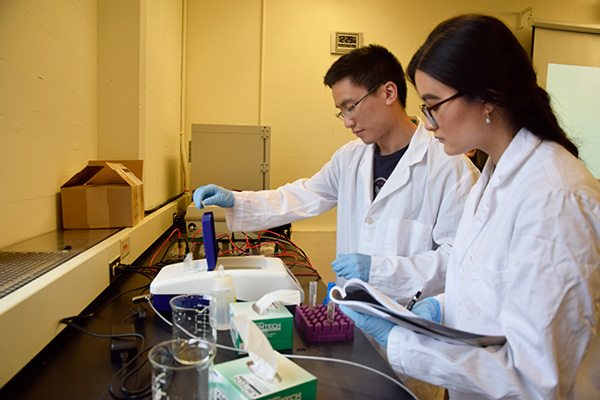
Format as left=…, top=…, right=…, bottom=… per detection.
left=1, top=0, right=599, bottom=248
left=0, top=0, right=98, bottom=247
left=98, top=0, right=140, bottom=160
left=185, top=0, right=262, bottom=125
left=97, top=0, right=183, bottom=210
left=141, top=0, right=184, bottom=205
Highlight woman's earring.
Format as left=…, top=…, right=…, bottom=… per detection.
left=485, top=111, right=491, bottom=124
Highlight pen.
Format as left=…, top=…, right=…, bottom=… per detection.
left=405, top=286, right=423, bottom=311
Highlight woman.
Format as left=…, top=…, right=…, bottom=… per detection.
left=342, top=14, right=600, bottom=399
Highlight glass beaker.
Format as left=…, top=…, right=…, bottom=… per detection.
left=169, top=294, right=216, bottom=343
left=148, top=338, right=216, bottom=400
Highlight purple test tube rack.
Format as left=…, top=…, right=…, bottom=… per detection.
left=294, top=304, right=354, bottom=342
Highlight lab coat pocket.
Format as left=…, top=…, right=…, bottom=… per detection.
left=468, top=249, right=512, bottom=283
left=462, top=252, right=511, bottom=322
left=385, top=218, right=433, bottom=256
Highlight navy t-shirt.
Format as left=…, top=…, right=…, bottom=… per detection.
left=373, top=144, right=407, bottom=199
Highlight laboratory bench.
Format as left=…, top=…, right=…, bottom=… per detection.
left=0, top=225, right=415, bottom=399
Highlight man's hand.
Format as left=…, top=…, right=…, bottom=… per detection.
left=193, top=184, right=235, bottom=209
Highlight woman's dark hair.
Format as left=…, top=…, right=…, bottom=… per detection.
left=324, top=44, right=408, bottom=108
left=407, top=14, right=578, bottom=157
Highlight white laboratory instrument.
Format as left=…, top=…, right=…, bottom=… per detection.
left=150, top=255, right=304, bottom=311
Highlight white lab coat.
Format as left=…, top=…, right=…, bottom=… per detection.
left=224, top=121, right=479, bottom=302
left=387, top=128, right=600, bottom=399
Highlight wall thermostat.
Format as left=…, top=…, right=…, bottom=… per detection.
left=331, top=32, right=363, bottom=54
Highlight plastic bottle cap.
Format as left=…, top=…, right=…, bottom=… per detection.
left=213, top=273, right=233, bottom=286
left=213, top=264, right=234, bottom=287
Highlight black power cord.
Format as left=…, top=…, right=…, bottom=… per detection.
left=108, top=346, right=153, bottom=400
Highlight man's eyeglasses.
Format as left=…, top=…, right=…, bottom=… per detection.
left=335, top=83, right=383, bottom=121
left=419, top=92, right=463, bottom=128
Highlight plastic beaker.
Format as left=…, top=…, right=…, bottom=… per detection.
left=169, top=294, right=216, bottom=343
left=148, top=338, right=216, bottom=400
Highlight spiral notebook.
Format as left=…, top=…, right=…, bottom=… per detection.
left=330, top=279, right=506, bottom=347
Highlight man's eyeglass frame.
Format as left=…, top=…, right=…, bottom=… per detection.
left=335, top=82, right=384, bottom=121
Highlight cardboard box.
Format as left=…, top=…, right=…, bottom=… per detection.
left=230, top=301, right=293, bottom=351
left=61, top=160, right=144, bottom=229
left=211, top=353, right=317, bottom=400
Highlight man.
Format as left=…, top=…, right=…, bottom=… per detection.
left=193, top=45, right=479, bottom=303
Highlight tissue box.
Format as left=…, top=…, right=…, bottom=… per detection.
left=211, top=353, right=316, bottom=400
left=230, top=302, right=293, bottom=351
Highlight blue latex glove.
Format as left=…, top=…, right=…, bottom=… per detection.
left=411, top=297, right=442, bottom=323
left=193, top=184, right=235, bottom=209
left=331, top=253, right=371, bottom=281
left=339, top=305, right=395, bottom=348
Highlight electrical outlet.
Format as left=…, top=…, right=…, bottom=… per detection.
left=120, top=235, right=131, bottom=260
left=109, top=256, right=121, bottom=283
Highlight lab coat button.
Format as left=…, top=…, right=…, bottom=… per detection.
left=365, top=217, right=374, bottom=225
